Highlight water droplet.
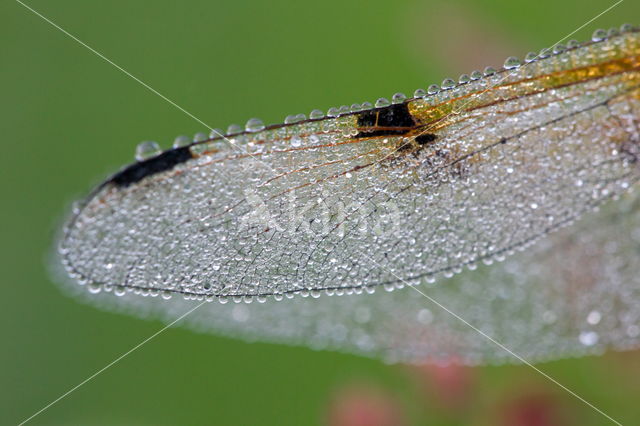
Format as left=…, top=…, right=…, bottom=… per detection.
left=566, top=39, right=580, bottom=49
left=350, top=103, right=363, bottom=112
left=607, top=27, right=619, bottom=38
left=427, top=84, right=440, bottom=94
left=413, top=88, right=426, bottom=98
left=587, top=310, right=601, bottom=325
left=327, top=107, right=340, bottom=117
left=193, top=132, right=208, bottom=142
left=375, top=98, right=390, bottom=108
left=620, top=23, right=634, bottom=33
left=626, top=324, right=640, bottom=337
left=552, top=44, right=566, bottom=55
left=161, top=290, right=172, bottom=300
left=309, top=109, right=324, bottom=119
left=173, top=135, right=191, bottom=148
left=360, top=102, right=373, bottom=110
left=503, top=56, right=521, bottom=69
left=245, top=118, right=265, bottom=132
left=284, top=114, right=299, bottom=124
left=209, top=128, right=224, bottom=139
left=470, top=70, right=483, bottom=80
left=592, top=28, right=607, bottom=42
left=290, top=135, right=302, bottom=147
left=579, top=331, right=599, bottom=346
left=458, top=74, right=470, bottom=84
left=538, top=48, right=551, bottom=59
left=417, top=308, right=433, bottom=325
left=226, top=124, right=242, bottom=135
left=135, top=141, right=161, bottom=161
left=483, top=66, right=497, bottom=76
left=441, top=78, right=456, bottom=89
left=88, top=282, right=102, bottom=294
left=524, top=52, right=538, bottom=63
left=391, top=92, right=406, bottom=104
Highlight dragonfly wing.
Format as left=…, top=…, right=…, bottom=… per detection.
left=59, top=78, right=640, bottom=298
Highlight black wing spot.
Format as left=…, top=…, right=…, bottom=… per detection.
left=110, top=146, right=193, bottom=188
left=356, top=103, right=417, bottom=138
left=415, top=133, right=437, bottom=145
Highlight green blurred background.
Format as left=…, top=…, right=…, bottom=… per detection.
left=2, top=0, right=639, bottom=424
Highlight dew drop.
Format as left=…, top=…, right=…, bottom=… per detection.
left=427, top=84, right=440, bottom=94
left=524, top=52, right=538, bottom=63
left=375, top=98, right=390, bottom=108
left=441, top=78, right=456, bottom=89
left=566, top=39, right=580, bottom=49
left=587, top=310, right=601, bottom=325
left=620, top=23, right=634, bottom=33
left=538, top=48, right=551, bottom=59
left=290, top=135, right=302, bottom=147
left=226, top=124, right=242, bottom=135
left=209, top=128, right=224, bottom=139
left=327, top=107, right=340, bottom=117
left=193, top=132, right=208, bottom=142
left=88, top=282, right=102, bottom=294
left=592, top=28, right=607, bottom=42
left=391, top=92, right=406, bottom=104
left=413, top=88, right=426, bottom=98
left=284, top=114, right=299, bottom=124
left=458, top=74, right=470, bottom=84
left=627, top=324, right=640, bottom=337
left=470, top=70, right=482, bottom=80
left=483, top=66, right=497, bottom=76
left=552, top=44, right=565, bottom=55
left=579, top=331, right=599, bottom=346
left=309, top=109, right=324, bottom=119
left=135, top=141, right=161, bottom=161
left=503, top=56, right=521, bottom=69
left=173, top=135, right=191, bottom=148
left=245, top=118, right=265, bottom=132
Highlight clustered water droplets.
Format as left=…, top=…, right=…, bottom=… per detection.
left=61, top=26, right=640, bottom=365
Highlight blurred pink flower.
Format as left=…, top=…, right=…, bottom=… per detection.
left=326, top=384, right=406, bottom=426
left=412, top=359, right=476, bottom=411
left=499, top=393, right=567, bottom=426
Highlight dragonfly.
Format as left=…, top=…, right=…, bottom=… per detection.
left=55, top=25, right=640, bottom=365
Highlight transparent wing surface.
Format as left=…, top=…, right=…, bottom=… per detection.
left=55, top=28, right=640, bottom=364
left=60, top=31, right=640, bottom=298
